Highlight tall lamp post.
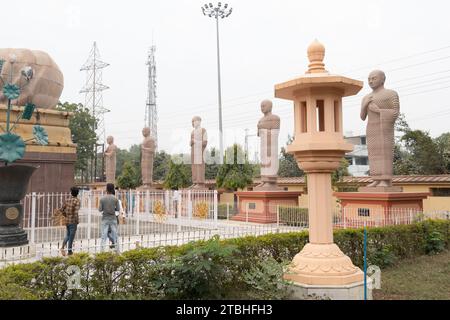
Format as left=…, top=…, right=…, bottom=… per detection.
left=202, top=2, right=232, bottom=163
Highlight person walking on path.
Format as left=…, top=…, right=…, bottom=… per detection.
left=60, top=187, right=81, bottom=256
left=107, top=188, right=124, bottom=249
left=99, top=183, right=120, bottom=252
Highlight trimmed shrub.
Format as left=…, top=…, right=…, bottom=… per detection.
left=0, top=220, right=448, bottom=300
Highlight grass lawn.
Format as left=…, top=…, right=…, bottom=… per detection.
left=373, top=250, right=450, bottom=300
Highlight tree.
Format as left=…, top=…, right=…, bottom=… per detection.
left=153, top=150, right=171, bottom=181
left=401, top=130, right=446, bottom=175
left=116, top=144, right=141, bottom=180
left=163, top=155, right=191, bottom=189
left=216, top=144, right=254, bottom=191
left=394, top=112, right=410, bottom=134
left=393, top=143, right=416, bottom=175
left=435, top=132, right=450, bottom=173
left=332, top=158, right=350, bottom=186
left=278, top=135, right=304, bottom=177
left=56, top=102, right=96, bottom=183
left=205, top=147, right=221, bottom=180
left=393, top=114, right=447, bottom=175
left=116, top=162, right=140, bottom=189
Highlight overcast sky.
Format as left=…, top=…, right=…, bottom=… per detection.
left=3, top=0, right=450, bottom=156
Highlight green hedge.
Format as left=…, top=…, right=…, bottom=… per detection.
left=0, top=220, right=448, bottom=300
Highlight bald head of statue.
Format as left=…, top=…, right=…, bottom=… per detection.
left=368, top=70, right=386, bottom=91
left=192, top=116, right=202, bottom=129
left=260, top=99, right=273, bottom=115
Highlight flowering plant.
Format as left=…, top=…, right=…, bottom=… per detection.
left=194, top=202, right=209, bottom=219
left=153, top=200, right=167, bottom=223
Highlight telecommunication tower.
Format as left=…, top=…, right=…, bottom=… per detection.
left=80, top=41, right=110, bottom=182
left=145, top=45, right=158, bottom=147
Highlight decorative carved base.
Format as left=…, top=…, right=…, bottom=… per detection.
left=284, top=243, right=364, bottom=285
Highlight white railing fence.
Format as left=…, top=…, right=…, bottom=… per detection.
left=275, top=205, right=449, bottom=229
left=1, top=191, right=447, bottom=265
left=20, top=190, right=219, bottom=245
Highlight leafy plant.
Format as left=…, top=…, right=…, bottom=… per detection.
left=425, top=230, right=445, bottom=255
left=368, top=245, right=397, bottom=267
left=241, top=257, right=292, bottom=300
left=162, top=236, right=240, bottom=299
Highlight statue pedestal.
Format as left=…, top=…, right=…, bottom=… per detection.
left=0, top=105, right=76, bottom=193
left=232, top=191, right=301, bottom=223
left=334, top=191, right=429, bottom=228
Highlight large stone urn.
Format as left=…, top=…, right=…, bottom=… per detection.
left=0, top=164, right=37, bottom=247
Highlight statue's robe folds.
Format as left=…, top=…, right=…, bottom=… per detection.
left=258, top=115, right=280, bottom=177
left=362, top=89, right=399, bottom=179
left=191, top=128, right=207, bottom=184
left=141, top=138, right=155, bottom=185
left=105, top=145, right=117, bottom=184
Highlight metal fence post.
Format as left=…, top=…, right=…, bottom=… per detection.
left=165, top=190, right=170, bottom=216
left=146, top=190, right=150, bottom=214
left=213, top=190, right=218, bottom=228
left=177, top=194, right=182, bottom=232
left=128, top=189, right=132, bottom=216
left=343, top=207, right=346, bottom=229
left=30, top=192, right=37, bottom=244
left=138, top=191, right=142, bottom=214
left=188, top=190, right=192, bottom=220
left=136, top=192, right=140, bottom=235
left=87, top=191, right=92, bottom=240
left=276, top=205, right=280, bottom=229
left=246, top=203, right=249, bottom=223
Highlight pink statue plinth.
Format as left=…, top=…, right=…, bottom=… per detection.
left=334, top=191, right=429, bottom=228
left=275, top=40, right=369, bottom=299
left=232, top=191, right=301, bottom=224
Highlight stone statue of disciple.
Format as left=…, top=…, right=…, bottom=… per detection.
left=361, top=70, right=400, bottom=188
left=255, top=99, right=282, bottom=191
left=190, top=116, right=208, bottom=189
left=104, top=136, right=117, bottom=184
left=141, top=127, right=156, bottom=188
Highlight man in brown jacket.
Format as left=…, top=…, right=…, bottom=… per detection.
left=60, top=187, right=81, bottom=256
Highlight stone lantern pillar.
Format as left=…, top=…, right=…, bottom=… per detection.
left=274, top=40, right=368, bottom=299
